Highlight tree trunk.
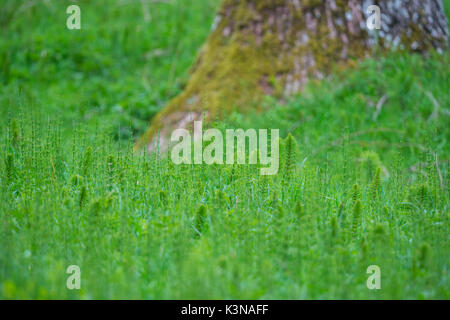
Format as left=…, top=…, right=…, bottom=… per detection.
left=135, top=0, right=448, bottom=152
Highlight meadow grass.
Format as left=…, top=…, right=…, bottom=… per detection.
left=0, top=0, right=449, bottom=299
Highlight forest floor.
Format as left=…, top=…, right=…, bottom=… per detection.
left=0, top=0, right=448, bottom=299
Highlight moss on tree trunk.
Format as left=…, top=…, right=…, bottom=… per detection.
left=135, top=0, right=448, bottom=152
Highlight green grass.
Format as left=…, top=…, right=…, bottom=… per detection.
left=0, top=0, right=449, bottom=299
left=0, top=0, right=219, bottom=140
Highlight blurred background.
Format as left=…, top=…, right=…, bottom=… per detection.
left=1, top=0, right=220, bottom=140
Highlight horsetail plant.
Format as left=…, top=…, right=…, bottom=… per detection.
left=352, top=199, right=362, bottom=240
left=371, top=167, right=382, bottom=201
left=194, top=204, right=207, bottom=237
left=283, top=133, right=297, bottom=183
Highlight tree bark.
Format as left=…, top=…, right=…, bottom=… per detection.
left=135, top=0, right=448, bottom=152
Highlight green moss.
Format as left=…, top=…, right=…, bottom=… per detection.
left=135, top=1, right=287, bottom=149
